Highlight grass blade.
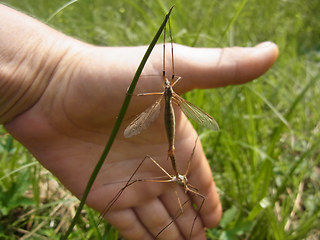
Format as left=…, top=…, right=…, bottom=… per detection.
left=61, top=7, right=173, bottom=240
left=46, top=0, right=79, bottom=23
left=267, top=73, right=320, bottom=157
left=219, top=0, right=248, bottom=44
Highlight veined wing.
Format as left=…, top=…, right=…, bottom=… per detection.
left=124, top=97, right=163, bottom=138
left=173, top=92, right=219, bottom=131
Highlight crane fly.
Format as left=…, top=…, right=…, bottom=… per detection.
left=101, top=137, right=204, bottom=240
left=104, top=13, right=208, bottom=239
left=124, top=17, right=219, bottom=176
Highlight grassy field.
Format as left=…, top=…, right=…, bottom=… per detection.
left=1, top=0, right=320, bottom=239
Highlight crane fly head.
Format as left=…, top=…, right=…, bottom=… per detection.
left=163, top=77, right=171, bottom=88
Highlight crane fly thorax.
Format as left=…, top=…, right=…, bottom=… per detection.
left=164, top=86, right=173, bottom=102
left=172, top=174, right=188, bottom=186
left=164, top=78, right=173, bottom=102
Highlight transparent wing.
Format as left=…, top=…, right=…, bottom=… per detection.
left=124, top=97, right=163, bottom=138
left=173, top=93, right=219, bottom=131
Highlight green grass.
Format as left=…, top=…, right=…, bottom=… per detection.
left=1, top=0, right=320, bottom=239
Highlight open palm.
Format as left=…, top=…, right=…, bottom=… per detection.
left=4, top=37, right=278, bottom=239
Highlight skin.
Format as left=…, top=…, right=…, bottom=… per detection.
left=0, top=4, right=279, bottom=240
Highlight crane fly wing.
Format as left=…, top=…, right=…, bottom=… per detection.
left=124, top=97, right=163, bottom=138
left=173, top=93, right=219, bottom=131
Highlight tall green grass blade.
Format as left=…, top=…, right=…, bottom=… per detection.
left=289, top=209, right=320, bottom=240
left=46, top=0, right=79, bottom=23
left=244, top=88, right=258, bottom=168
left=0, top=161, right=37, bottom=181
left=219, top=0, right=248, bottom=44
left=190, top=0, right=216, bottom=47
left=267, top=73, right=320, bottom=157
left=61, top=7, right=173, bottom=239
left=247, top=85, right=291, bottom=132
left=273, top=136, right=320, bottom=203
left=251, top=159, right=272, bottom=203
left=124, top=0, right=157, bottom=29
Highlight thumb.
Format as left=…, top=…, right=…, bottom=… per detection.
left=173, top=42, right=279, bottom=92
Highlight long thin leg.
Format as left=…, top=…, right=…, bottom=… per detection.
left=171, top=76, right=182, bottom=87
left=100, top=156, right=150, bottom=220
left=137, top=92, right=164, bottom=96
left=146, top=155, right=173, bottom=179
left=188, top=194, right=205, bottom=240
left=185, top=136, right=199, bottom=176
left=155, top=198, right=191, bottom=238
left=100, top=155, right=176, bottom=219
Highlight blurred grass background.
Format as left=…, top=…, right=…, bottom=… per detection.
left=0, top=0, right=320, bottom=239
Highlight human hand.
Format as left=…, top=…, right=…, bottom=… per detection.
left=1, top=4, right=278, bottom=240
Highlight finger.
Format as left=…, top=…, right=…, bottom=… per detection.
left=173, top=42, right=279, bottom=92
left=187, top=175, right=222, bottom=229
left=186, top=143, right=222, bottom=229
left=105, top=208, right=153, bottom=240
left=198, top=181, right=222, bottom=229
left=134, top=197, right=184, bottom=240
left=160, top=185, right=207, bottom=240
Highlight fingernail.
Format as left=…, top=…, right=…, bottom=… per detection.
left=256, top=41, right=275, bottom=48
